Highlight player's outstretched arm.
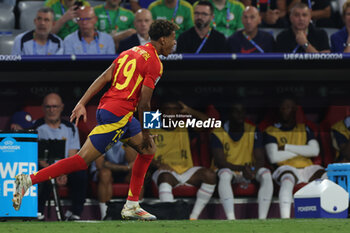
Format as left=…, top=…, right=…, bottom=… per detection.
left=70, top=63, right=115, bottom=125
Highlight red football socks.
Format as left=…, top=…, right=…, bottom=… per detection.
left=127, top=153, right=154, bottom=201
left=30, top=154, right=88, bottom=185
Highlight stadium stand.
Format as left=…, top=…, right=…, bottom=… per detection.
left=0, top=3, right=15, bottom=29
left=18, top=1, right=45, bottom=30
left=0, top=29, right=27, bottom=54
left=0, top=0, right=17, bottom=6
left=259, top=27, right=284, bottom=40
left=0, top=31, right=16, bottom=54
left=323, top=27, right=339, bottom=42
left=89, top=1, right=104, bottom=7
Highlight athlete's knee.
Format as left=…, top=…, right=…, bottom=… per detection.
left=158, top=172, right=175, bottom=184
left=280, top=173, right=295, bottom=185
left=143, top=148, right=156, bottom=155
left=218, top=168, right=233, bottom=181
left=201, top=168, right=217, bottom=184
left=194, top=168, right=216, bottom=184
left=257, top=168, right=272, bottom=181
left=139, top=153, right=154, bottom=161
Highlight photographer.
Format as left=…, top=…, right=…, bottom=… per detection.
left=34, top=93, right=86, bottom=221
left=45, top=0, right=90, bottom=39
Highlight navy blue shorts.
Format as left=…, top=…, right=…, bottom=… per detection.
left=89, top=109, right=141, bottom=154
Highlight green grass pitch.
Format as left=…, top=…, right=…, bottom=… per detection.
left=1, top=219, right=350, bottom=233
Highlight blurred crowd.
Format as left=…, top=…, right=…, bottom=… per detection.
left=1, top=0, right=350, bottom=54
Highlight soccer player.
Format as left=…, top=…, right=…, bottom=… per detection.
left=264, top=96, right=326, bottom=218
left=211, top=103, right=273, bottom=219
left=12, top=19, right=178, bottom=221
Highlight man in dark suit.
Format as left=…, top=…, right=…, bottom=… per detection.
left=117, top=9, right=153, bottom=53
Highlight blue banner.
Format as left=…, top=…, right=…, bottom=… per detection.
left=0, top=53, right=347, bottom=62
left=0, top=132, right=38, bottom=217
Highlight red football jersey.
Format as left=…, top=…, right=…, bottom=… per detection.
left=98, top=43, right=163, bottom=116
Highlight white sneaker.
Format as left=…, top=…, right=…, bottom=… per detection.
left=121, top=204, right=157, bottom=221
left=12, top=174, right=32, bottom=211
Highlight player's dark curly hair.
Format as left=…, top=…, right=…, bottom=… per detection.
left=149, top=19, right=179, bottom=41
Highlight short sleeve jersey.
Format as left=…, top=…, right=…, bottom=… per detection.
left=98, top=43, right=163, bottom=116
left=45, top=0, right=90, bottom=39
left=94, top=5, right=135, bottom=34
left=227, top=30, right=275, bottom=53
left=148, top=0, right=194, bottom=38
left=208, top=0, right=244, bottom=37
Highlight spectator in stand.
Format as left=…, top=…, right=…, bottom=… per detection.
left=151, top=101, right=217, bottom=220
left=91, top=141, right=138, bottom=220
left=240, top=0, right=288, bottom=28
left=331, top=115, right=350, bottom=162
left=148, top=0, right=194, bottom=38
left=287, top=0, right=336, bottom=27
left=117, top=9, right=153, bottom=53
left=331, top=1, right=350, bottom=53
left=45, top=0, right=90, bottom=39
left=176, top=0, right=227, bottom=53
left=264, top=96, right=326, bottom=219
left=94, top=0, right=136, bottom=50
left=211, top=102, right=273, bottom=220
left=276, top=3, right=330, bottom=53
left=129, top=0, right=155, bottom=12
left=227, top=6, right=275, bottom=53
left=10, top=111, right=34, bottom=130
left=34, top=92, right=87, bottom=220
left=12, top=7, right=63, bottom=55
left=63, top=6, right=115, bottom=54
left=205, top=0, right=245, bottom=38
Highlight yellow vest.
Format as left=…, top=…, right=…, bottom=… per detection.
left=212, top=122, right=255, bottom=166
left=331, top=119, right=350, bottom=159
left=151, top=128, right=193, bottom=174
left=265, top=123, right=313, bottom=168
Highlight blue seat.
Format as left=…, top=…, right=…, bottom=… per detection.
left=18, top=1, right=45, bottom=30
left=0, top=3, right=15, bottom=29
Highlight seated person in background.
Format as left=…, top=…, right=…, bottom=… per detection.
left=10, top=111, right=34, bottom=130
left=227, top=6, right=275, bottom=53
left=12, top=7, right=63, bottom=55
left=64, top=6, right=115, bottom=54
left=176, top=0, right=227, bottom=53
left=45, top=0, right=90, bottom=39
left=117, top=9, right=153, bottom=53
left=151, top=101, right=217, bottom=220
left=148, top=0, right=194, bottom=38
left=331, top=115, right=350, bottom=163
left=129, top=0, right=155, bottom=12
left=34, top=92, right=87, bottom=220
left=240, top=0, right=288, bottom=28
left=331, top=1, right=350, bottom=53
left=207, top=0, right=245, bottom=38
left=287, top=0, right=335, bottom=28
left=211, top=103, right=273, bottom=220
left=94, top=0, right=135, bottom=51
left=276, top=3, right=330, bottom=53
left=264, top=96, right=326, bottom=219
left=91, top=141, right=138, bottom=220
